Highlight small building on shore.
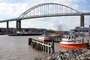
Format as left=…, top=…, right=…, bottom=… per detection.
left=70, top=25, right=90, bottom=36
left=0, top=28, right=56, bottom=35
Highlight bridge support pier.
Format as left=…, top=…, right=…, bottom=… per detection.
left=16, top=20, right=21, bottom=32
left=6, top=21, right=9, bottom=34
left=80, top=14, right=84, bottom=27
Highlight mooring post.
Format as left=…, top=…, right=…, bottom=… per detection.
left=28, top=38, right=32, bottom=45
left=6, top=21, right=9, bottom=34
left=43, top=43, right=44, bottom=51
left=44, top=45, right=45, bottom=52
left=44, top=42, right=46, bottom=52
left=52, top=38, right=55, bottom=54
left=48, top=43, right=51, bottom=54
left=45, top=45, right=47, bottom=52
left=45, top=43, right=48, bottom=53
left=40, top=43, right=42, bottom=51
left=87, top=40, right=90, bottom=49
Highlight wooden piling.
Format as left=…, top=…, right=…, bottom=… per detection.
left=28, top=38, right=32, bottom=45
left=87, top=40, right=90, bottom=49
left=46, top=45, right=48, bottom=52
left=52, top=39, right=55, bottom=54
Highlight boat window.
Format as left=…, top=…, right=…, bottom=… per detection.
left=66, top=36, right=68, bottom=38
left=69, top=36, right=73, bottom=39
left=63, top=35, right=68, bottom=38
left=75, top=30, right=78, bottom=32
left=63, top=36, right=65, bottom=38
left=68, top=36, right=71, bottom=39
left=72, top=36, right=73, bottom=39
left=86, top=30, right=88, bottom=32
left=72, top=36, right=75, bottom=39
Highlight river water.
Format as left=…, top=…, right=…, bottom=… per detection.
left=0, top=35, right=60, bottom=60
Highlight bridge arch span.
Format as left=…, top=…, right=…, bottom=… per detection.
left=19, top=3, right=81, bottom=18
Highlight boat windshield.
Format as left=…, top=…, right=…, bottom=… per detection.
left=69, top=35, right=76, bottom=39
left=63, top=35, right=76, bottom=39
left=63, top=35, right=68, bottom=38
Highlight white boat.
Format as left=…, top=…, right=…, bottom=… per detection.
left=39, top=32, right=52, bottom=42
left=59, top=34, right=87, bottom=49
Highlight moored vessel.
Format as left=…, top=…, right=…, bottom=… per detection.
left=39, top=32, right=52, bottom=42
left=59, top=34, right=88, bottom=49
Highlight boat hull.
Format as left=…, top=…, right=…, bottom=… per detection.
left=40, top=40, right=52, bottom=42
left=39, top=36, right=52, bottom=42
left=59, top=43, right=88, bottom=49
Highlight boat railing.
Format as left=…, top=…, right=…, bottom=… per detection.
left=83, top=39, right=90, bottom=44
left=76, top=37, right=90, bottom=44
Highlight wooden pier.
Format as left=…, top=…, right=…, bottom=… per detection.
left=28, top=38, right=55, bottom=54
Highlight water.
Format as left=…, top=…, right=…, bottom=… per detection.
left=0, top=35, right=50, bottom=60
left=1, top=35, right=89, bottom=60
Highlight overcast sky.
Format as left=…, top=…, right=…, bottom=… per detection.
left=0, top=0, right=90, bottom=31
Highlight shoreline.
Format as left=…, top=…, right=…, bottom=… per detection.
left=35, top=49, right=90, bottom=60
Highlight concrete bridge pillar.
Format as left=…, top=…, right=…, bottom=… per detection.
left=6, top=21, right=9, bottom=34
left=16, top=20, right=21, bottom=32
left=80, top=14, right=84, bottom=27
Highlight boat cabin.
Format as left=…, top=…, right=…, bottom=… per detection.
left=63, top=35, right=76, bottom=39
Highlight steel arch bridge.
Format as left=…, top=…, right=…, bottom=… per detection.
left=19, top=3, right=80, bottom=18
left=17, top=3, right=81, bottom=31
left=0, top=3, right=90, bottom=34
left=16, top=3, right=83, bottom=32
